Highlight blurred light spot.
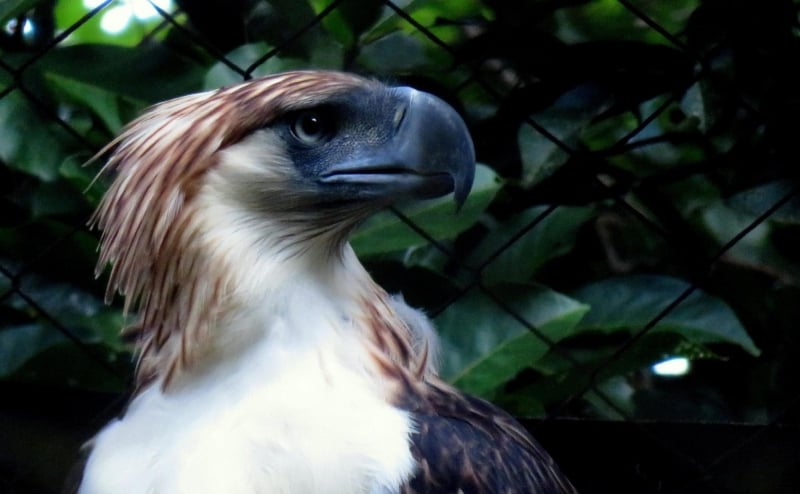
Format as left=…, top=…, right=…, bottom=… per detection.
left=652, top=357, right=690, bottom=377
left=92, top=0, right=174, bottom=33
left=100, top=6, right=131, bottom=34
left=3, top=18, right=34, bottom=37
left=131, top=0, right=173, bottom=19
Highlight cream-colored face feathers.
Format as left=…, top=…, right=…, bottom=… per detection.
left=92, top=71, right=373, bottom=386
left=93, top=71, right=370, bottom=310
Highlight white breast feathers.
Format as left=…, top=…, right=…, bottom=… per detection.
left=79, top=268, right=420, bottom=494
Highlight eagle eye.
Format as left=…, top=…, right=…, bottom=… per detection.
left=290, top=110, right=334, bottom=145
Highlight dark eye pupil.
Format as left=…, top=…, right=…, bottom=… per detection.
left=300, top=114, right=321, bottom=136
left=292, top=111, right=332, bottom=144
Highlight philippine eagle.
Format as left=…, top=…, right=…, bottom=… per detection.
left=77, top=71, right=577, bottom=494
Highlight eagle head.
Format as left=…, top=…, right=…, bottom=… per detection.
left=91, top=71, right=475, bottom=386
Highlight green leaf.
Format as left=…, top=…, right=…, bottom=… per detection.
left=0, top=0, right=38, bottom=24
left=43, top=72, right=142, bottom=134
left=205, top=43, right=273, bottom=88
left=206, top=42, right=344, bottom=89
left=3, top=272, right=126, bottom=350
left=680, top=81, right=712, bottom=133
left=0, top=324, right=66, bottom=376
left=435, top=284, right=589, bottom=398
left=0, top=91, right=69, bottom=181
left=29, top=180, right=88, bottom=218
left=364, top=0, right=486, bottom=43
left=38, top=44, right=206, bottom=104
left=351, top=164, right=501, bottom=256
left=0, top=277, right=126, bottom=381
left=518, top=84, right=613, bottom=187
left=357, top=31, right=431, bottom=73
left=53, top=0, right=170, bottom=47
left=468, top=205, right=594, bottom=284
left=60, top=153, right=103, bottom=204
left=264, top=0, right=318, bottom=30
left=570, top=275, right=760, bottom=355
left=504, top=332, right=714, bottom=418
left=557, top=0, right=683, bottom=44
left=701, top=200, right=777, bottom=268
left=727, top=180, right=800, bottom=225
left=309, top=0, right=383, bottom=48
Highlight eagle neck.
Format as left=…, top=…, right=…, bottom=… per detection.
left=138, top=236, right=423, bottom=396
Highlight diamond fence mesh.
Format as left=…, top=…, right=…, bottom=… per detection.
left=2, top=1, right=799, bottom=493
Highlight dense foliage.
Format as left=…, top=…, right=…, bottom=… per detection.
left=2, top=0, right=799, bottom=431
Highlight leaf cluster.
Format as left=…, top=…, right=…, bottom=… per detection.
left=2, top=0, right=799, bottom=422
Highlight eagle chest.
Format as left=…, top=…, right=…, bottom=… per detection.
left=80, top=346, right=417, bottom=494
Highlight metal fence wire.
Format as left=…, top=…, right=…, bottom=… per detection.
left=1, top=1, right=799, bottom=493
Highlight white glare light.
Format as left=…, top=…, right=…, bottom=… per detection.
left=652, top=357, right=690, bottom=377
left=100, top=6, right=131, bottom=34
left=131, top=0, right=174, bottom=19
left=130, top=0, right=156, bottom=19
left=3, top=18, right=35, bottom=37
left=89, top=0, right=175, bottom=35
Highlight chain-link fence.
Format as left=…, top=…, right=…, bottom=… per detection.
left=2, top=1, right=799, bottom=493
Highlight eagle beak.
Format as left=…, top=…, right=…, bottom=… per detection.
left=389, top=87, right=475, bottom=206
left=319, top=86, right=475, bottom=207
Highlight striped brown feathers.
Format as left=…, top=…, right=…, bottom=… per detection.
left=91, top=71, right=369, bottom=388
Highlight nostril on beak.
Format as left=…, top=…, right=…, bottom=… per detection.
left=392, top=105, right=407, bottom=131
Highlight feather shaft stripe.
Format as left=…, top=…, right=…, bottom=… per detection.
left=91, top=71, right=369, bottom=388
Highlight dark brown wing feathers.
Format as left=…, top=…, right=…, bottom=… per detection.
left=398, top=380, right=578, bottom=494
